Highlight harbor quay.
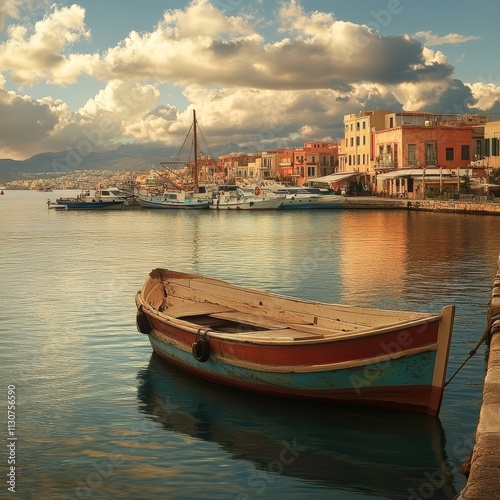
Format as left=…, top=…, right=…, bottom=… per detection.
left=341, top=197, right=500, bottom=215
left=457, top=254, right=500, bottom=499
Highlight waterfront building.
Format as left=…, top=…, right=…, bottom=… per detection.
left=217, top=153, right=261, bottom=182
left=279, top=142, right=338, bottom=185
left=260, top=150, right=281, bottom=179
left=339, top=110, right=391, bottom=176
left=484, top=120, right=500, bottom=169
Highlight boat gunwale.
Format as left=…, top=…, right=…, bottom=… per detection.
left=136, top=292, right=447, bottom=346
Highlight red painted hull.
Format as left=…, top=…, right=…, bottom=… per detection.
left=137, top=268, right=455, bottom=415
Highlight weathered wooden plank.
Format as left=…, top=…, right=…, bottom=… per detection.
left=164, top=303, right=235, bottom=318
left=209, top=310, right=289, bottom=329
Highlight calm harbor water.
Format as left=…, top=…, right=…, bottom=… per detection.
left=1, top=190, right=500, bottom=500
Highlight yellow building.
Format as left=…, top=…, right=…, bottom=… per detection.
left=484, top=120, right=500, bottom=169
left=339, top=110, right=391, bottom=181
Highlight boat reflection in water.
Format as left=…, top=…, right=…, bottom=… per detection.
left=137, top=354, right=458, bottom=499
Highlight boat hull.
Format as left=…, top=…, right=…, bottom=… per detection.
left=277, top=196, right=319, bottom=209
left=136, top=269, right=455, bottom=415
left=136, top=196, right=209, bottom=209
left=55, top=199, right=125, bottom=210
left=311, top=195, right=345, bottom=209
left=209, top=198, right=283, bottom=210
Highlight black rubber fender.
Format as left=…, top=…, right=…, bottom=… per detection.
left=192, top=337, right=210, bottom=362
left=136, top=310, right=152, bottom=334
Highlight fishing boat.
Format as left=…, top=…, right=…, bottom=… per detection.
left=51, top=188, right=127, bottom=210
left=209, top=185, right=283, bottom=210
left=135, top=268, right=455, bottom=416
left=135, top=110, right=213, bottom=209
left=136, top=188, right=210, bottom=209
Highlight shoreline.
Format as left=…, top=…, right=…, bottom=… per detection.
left=341, top=197, right=500, bottom=215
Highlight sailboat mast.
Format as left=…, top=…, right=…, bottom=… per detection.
left=193, top=109, right=199, bottom=188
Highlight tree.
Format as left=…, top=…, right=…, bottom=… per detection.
left=460, top=174, right=471, bottom=194
left=489, top=168, right=500, bottom=185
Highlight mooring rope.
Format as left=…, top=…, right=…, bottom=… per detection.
left=444, top=326, right=490, bottom=387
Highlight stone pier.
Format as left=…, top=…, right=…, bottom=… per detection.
left=458, top=254, right=500, bottom=499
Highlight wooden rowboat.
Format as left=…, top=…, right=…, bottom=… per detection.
left=135, top=268, right=455, bottom=416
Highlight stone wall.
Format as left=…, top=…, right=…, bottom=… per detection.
left=458, top=254, right=500, bottom=499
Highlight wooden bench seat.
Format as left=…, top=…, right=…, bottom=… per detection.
left=164, top=303, right=235, bottom=318
left=208, top=310, right=289, bottom=329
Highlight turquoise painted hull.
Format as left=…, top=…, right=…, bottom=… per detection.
left=149, top=334, right=436, bottom=409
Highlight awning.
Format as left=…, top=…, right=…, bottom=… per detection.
left=309, top=172, right=360, bottom=184
left=378, top=168, right=458, bottom=180
left=470, top=183, right=500, bottom=190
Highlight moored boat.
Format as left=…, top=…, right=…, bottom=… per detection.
left=136, top=110, right=215, bottom=210
left=135, top=268, right=455, bottom=416
left=136, top=188, right=210, bottom=209
left=209, top=185, right=283, bottom=210
left=51, top=189, right=127, bottom=210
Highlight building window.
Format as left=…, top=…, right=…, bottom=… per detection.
left=475, top=139, right=482, bottom=160
left=362, top=135, right=366, bottom=146
left=357, top=155, right=360, bottom=165
left=350, top=138, right=354, bottom=147
left=408, top=144, right=416, bottom=165
left=461, top=145, right=470, bottom=160
left=425, top=142, right=437, bottom=165
left=493, top=138, right=500, bottom=156
left=357, top=122, right=360, bottom=130
left=445, top=148, right=454, bottom=161
left=389, top=117, right=394, bottom=128
left=362, top=121, right=366, bottom=129
left=356, top=137, right=360, bottom=146
left=307, top=166, right=315, bottom=177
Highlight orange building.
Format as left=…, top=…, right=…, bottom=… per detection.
left=374, top=124, right=473, bottom=197
left=374, top=124, right=473, bottom=171
left=279, top=142, right=338, bottom=185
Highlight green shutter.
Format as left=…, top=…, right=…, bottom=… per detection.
left=485, top=138, right=490, bottom=157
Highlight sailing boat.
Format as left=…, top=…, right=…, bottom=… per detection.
left=136, top=110, right=213, bottom=209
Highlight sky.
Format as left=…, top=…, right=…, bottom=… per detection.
left=0, top=0, right=500, bottom=161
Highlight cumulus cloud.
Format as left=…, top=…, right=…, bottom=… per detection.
left=467, top=82, right=500, bottom=110
left=0, top=0, right=24, bottom=30
left=91, top=0, right=452, bottom=90
left=0, top=4, right=91, bottom=85
left=0, top=89, right=59, bottom=158
left=0, top=0, right=499, bottom=161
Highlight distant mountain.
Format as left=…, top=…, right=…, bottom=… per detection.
left=0, top=142, right=257, bottom=181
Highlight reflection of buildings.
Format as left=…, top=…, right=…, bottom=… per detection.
left=338, top=212, right=408, bottom=304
